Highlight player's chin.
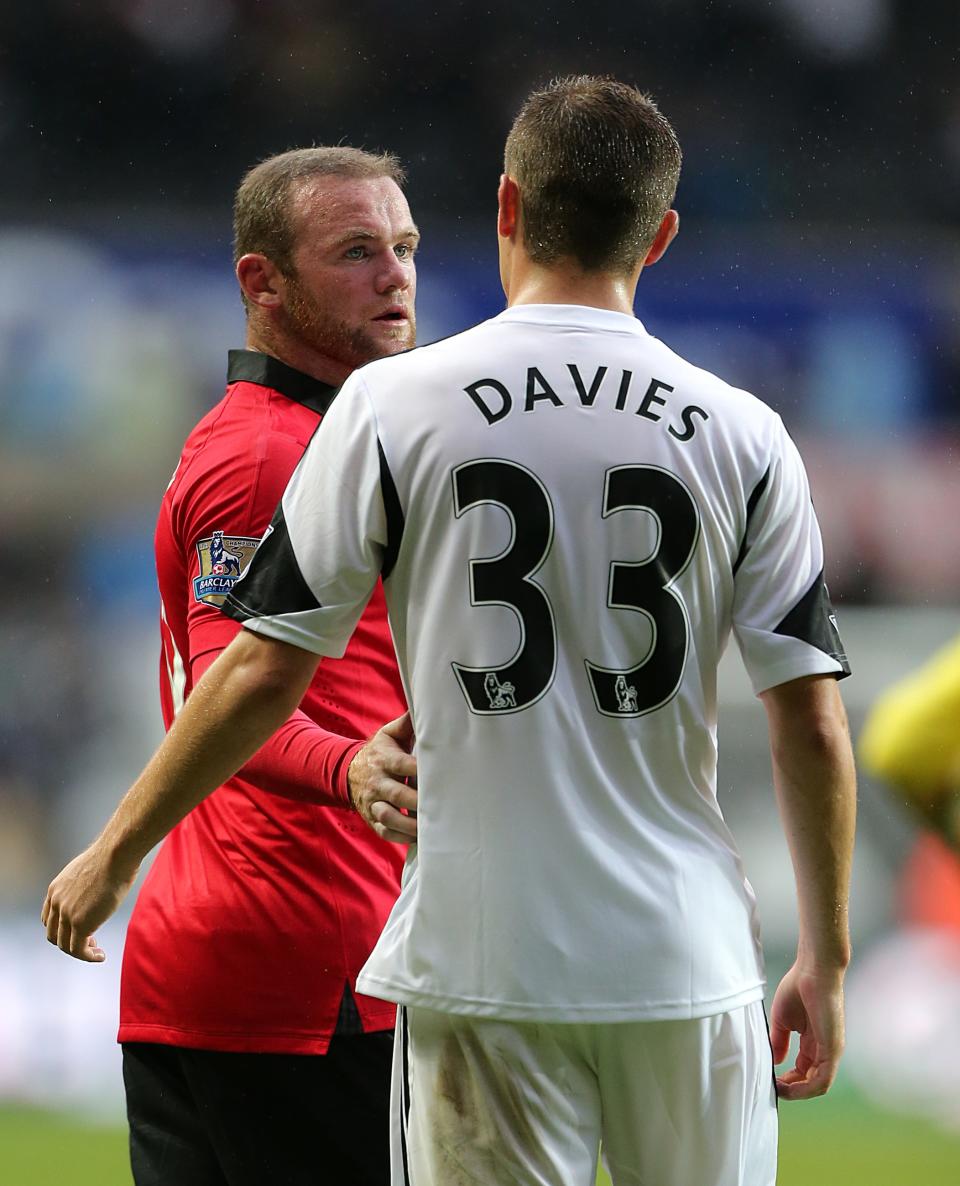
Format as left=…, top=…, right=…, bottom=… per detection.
left=371, top=318, right=415, bottom=353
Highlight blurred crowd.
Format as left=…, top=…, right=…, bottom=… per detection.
left=3, top=0, right=958, bottom=230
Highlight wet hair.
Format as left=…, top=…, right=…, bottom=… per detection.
left=233, top=146, right=405, bottom=275
left=504, top=76, right=681, bottom=273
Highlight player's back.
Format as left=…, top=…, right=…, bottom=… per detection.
left=290, top=304, right=847, bottom=1022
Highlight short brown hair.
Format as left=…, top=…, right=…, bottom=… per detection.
left=233, top=146, right=405, bottom=274
left=504, top=76, right=681, bottom=273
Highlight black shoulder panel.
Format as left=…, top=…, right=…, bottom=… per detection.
left=221, top=504, right=320, bottom=622
left=732, top=465, right=770, bottom=576
left=773, top=570, right=851, bottom=677
left=378, top=440, right=405, bottom=581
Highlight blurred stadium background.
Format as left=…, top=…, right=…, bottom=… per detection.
left=2, top=1, right=959, bottom=1183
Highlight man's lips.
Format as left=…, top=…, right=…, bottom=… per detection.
left=373, top=306, right=410, bottom=322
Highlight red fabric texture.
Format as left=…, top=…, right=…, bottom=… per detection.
left=119, top=373, right=406, bottom=1053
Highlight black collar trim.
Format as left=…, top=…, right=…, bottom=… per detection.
left=227, top=349, right=338, bottom=416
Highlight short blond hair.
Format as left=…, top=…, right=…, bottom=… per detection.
left=233, top=146, right=405, bottom=274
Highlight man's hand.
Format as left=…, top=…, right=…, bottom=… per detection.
left=770, top=960, right=846, bottom=1100
left=41, top=842, right=139, bottom=962
left=40, top=632, right=320, bottom=962
left=349, top=712, right=418, bottom=844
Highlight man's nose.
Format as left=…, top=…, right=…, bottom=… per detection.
left=376, top=252, right=412, bottom=293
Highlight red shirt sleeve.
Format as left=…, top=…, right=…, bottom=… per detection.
left=190, top=648, right=362, bottom=807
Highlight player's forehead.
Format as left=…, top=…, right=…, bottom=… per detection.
left=290, top=174, right=416, bottom=252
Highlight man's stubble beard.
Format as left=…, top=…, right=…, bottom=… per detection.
left=284, top=275, right=415, bottom=368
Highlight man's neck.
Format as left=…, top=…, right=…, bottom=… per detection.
left=245, top=324, right=350, bottom=388
left=505, top=260, right=640, bottom=316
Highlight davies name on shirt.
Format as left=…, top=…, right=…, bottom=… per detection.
left=463, top=365, right=710, bottom=443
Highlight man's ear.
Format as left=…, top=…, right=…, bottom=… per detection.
left=498, top=174, right=520, bottom=240
left=236, top=253, right=284, bottom=309
left=643, top=210, right=679, bottom=267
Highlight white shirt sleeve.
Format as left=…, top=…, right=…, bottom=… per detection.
left=224, top=372, right=388, bottom=657
left=732, top=417, right=849, bottom=695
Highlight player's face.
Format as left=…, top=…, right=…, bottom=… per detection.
left=282, top=175, right=418, bottom=369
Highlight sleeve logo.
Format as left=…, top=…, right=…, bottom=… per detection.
left=193, top=530, right=261, bottom=606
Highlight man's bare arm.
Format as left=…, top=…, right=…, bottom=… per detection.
left=760, top=673, right=856, bottom=1101
left=42, top=629, right=417, bottom=961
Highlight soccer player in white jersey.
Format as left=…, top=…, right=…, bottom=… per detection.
left=44, top=77, right=857, bottom=1186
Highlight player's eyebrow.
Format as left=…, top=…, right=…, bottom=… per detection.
left=334, top=226, right=421, bottom=246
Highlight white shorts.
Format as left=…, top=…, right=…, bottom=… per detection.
left=390, top=1001, right=777, bottom=1186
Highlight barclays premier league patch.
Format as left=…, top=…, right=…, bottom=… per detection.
left=193, top=530, right=261, bottom=606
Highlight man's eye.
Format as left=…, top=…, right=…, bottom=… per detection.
left=395, top=244, right=415, bottom=259
left=345, top=246, right=367, bottom=260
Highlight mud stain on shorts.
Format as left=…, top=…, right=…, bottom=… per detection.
left=431, top=1022, right=557, bottom=1185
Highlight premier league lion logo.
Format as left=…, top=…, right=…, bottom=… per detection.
left=483, top=672, right=517, bottom=710
left=615, top=675, right=639, bottom=713
left=193, top=529, right=261, bottom=606
left=209, top=530, right=243, bottom=577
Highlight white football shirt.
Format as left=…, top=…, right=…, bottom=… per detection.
left=225, top=304, right=849, bottom=1023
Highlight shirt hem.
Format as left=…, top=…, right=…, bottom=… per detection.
left=353, top=976, right=766, bottom=1023
left=117, top=1009, right=398, bottom=1054
left=750, top=653, right=846, bottom=697
left=236, top=614, right=348, bottom=659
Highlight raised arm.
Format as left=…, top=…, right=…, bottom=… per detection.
left=42, top=629, right=418, bottom=962
left=760, top=673, right=857, bottom=1100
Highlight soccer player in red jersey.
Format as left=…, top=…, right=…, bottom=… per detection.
left=44, top=147, right=420, bottom=1186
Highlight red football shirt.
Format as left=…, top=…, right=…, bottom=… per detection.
left=118, top=350, right=407, bottom=1053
